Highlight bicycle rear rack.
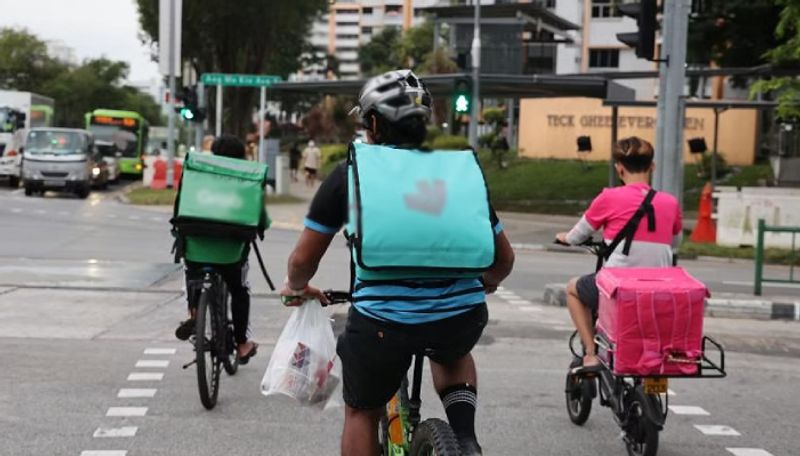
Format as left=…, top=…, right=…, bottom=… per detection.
left=594, top=333, right=726, bottom=379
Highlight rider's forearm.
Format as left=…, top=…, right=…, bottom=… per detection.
left=286, top=252, right=319, bottom=290
left=566, top=216, right=596, bottom=245
left=483, top=232, right=515, bottom=286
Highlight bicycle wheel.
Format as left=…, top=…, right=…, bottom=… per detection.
left=219, top=288, right=239, bottom=375
left=624, top=386, right=660, bottom=456
left=408, top=418, right=460, bottom=456
left=565, top=357, right=593, bottom=425
left=195, top=287, right=222, bottom=410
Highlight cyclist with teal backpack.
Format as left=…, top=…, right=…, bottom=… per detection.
left=281, top=70, right=515, bottom=456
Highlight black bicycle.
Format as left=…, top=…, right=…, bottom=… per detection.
left=183, top=267, right=240, bottom=410
left=558, top=239, right=726, bottom=456
left=318, top=290, right=461, bottom=456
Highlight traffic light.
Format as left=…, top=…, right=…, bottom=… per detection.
left=616, top=0, right=657, bottom=61
left=453, top=77, right=472, bottom=114
left=174, top=86, right=205, bottom=122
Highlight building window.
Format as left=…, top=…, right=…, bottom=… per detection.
left=336, top=9, right=359, bottom=15
left=336, top=34, right=359, bottom=40
left=589, top=49, right=620, bottom=68
left=385, top=5, right=402, bottom=15
left=591, top=0, right=620, bottom=18
left=362, top=7, right=373, bottom=14
left=362, top=26, right=373, bottom=34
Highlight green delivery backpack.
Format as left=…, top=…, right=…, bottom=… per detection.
left=346, top=142, right=495, bottom=281
left=172, top=153, right=270, bottom=265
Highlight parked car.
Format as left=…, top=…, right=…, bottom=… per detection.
left=22, top=128, right=103, bottom=198
left=95, top=139, right=120, bottom=183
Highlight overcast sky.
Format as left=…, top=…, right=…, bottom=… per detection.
left=2, top=0, right=160, bottom=82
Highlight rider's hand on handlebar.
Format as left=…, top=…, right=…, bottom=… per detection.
left=279, top=284, right=330, bottom=307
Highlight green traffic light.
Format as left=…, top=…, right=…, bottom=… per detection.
left=455, top=94, right=470, bottom=113
left=180, top=108, right=195, bottom=120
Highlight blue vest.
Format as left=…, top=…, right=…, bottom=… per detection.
left=346, top=143, right=495, bottom=281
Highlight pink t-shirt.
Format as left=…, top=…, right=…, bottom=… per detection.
left=568, top=182, right=682, bottom=268
left=585, top=182, right=682, bottom=243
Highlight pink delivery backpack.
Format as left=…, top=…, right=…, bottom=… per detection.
left=596, top=267, right=708, bottom=376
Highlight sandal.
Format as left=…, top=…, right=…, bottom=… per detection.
left=174, top=318, right=195, bottom=341
left=238, top=342, right=259, bottom=365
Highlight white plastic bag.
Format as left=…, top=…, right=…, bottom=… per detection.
left=260, top=302, right=341, bottom=408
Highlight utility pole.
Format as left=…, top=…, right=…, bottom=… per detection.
left=468, top=0, right=481, bottom=148
left=654, top=0, right=691, bottom=202
left=195, top=82, right=205, bottom=151
left=166, top=0, right=176, bottom=188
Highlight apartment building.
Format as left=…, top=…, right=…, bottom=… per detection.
left=298, top=0, right=440, bottom=81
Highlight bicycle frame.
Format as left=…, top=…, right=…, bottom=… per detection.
left=383, top=354, right=425, bottom=455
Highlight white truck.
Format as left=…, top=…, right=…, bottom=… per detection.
left=0, top=91, right=55, bottom=187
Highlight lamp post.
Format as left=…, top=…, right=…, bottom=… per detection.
left=468, top=0, right=481, bottom=148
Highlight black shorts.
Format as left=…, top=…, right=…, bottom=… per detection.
left=336, top=304, right=488, bottom=410
left=576, top=272, right=599, bottom=314
left=305, top=167, right=317, bottom=176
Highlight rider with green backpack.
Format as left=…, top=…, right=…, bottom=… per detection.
left=281, top=70, right=515, bottom=455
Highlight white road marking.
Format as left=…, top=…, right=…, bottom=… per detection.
left=667, top=389, right=676, bottom=396
left=107, top=214, right=118, bottom=219
left=93, top=426, right=138, bottom=438
left=58, top=211, right=69, bottom=216
left=118, top=388, right=157, bottom=398
left=694, top=425, right=741, bottom=436
left=496, top=286, right=505, bottom=291
left=502, top=294, right=521, bottom=301
left=128, top=215, right=140, bottom=220
left=135, top=360, right=169, bottom=368
left=669, top=405, right=710, bottom=416
left=80, top=451, right=127, bottom=456
left=519, top=306, right=543, bottom=312
left=106, top=407, right=147, bottom=417
left=34, top=209, right=46, bottom=214
left=150, top=217, right=164, bottom=222
left=11, top=189, right=23, bottom=195
left=726, top=449, right=775, bottom=456
left=127, top=372, right=164, bottom=381
left=144, top=348, right=176, bottom=355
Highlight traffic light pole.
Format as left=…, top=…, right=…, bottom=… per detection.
left=195, top=82, right=205, bottom=151
left=468, top=0, right=481, bottom=149
left=654, top=0, right=691, bottom=203
left=165, top=0, right=176, bottom=189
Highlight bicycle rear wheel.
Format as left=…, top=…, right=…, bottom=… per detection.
left=195, top=287, right=222, bottom=409
left=219, top=288, right=239, bottom=375
left=624, top=386, right=660, bottom=456
left=408, top=418, right=460, bottom=456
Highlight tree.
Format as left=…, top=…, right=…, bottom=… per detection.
left=136, top=0, right=327, bottom=136
left=42, top=58, right=163, bottom=127
left=0, top=28, right=65, bottom=91
left=751, top=0, right=800, bottom=119
left=688, top=0, right=783, bottom=69
left=359, top=27, right=402, bottom=76
left=399, top=21, right=434, bottom=68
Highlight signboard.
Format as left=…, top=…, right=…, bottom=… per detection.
left=200, top=73, right=282, bottom=87
left=91, top=116, right=138, bottom=129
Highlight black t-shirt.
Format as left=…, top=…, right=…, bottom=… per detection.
left=305, top=162, right=501, bottom=234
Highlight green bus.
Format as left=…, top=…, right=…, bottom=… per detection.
left=84, top=109, right=149, bottom=176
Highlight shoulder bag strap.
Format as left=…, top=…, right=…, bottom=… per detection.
left=603, top=189, right=658, bottom=259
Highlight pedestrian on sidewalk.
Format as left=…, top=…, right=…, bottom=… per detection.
left=289, top=141, right=301, bottom=182
left=302, top=139, right=321, bottom=187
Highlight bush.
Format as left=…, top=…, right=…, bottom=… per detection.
left=479, top=132, right=497, bottom=148
left=431, top=134, right=470, bottom=150
left=426, top=126, right=443, bottom=143
left=321, top=143, right=348, bottom=164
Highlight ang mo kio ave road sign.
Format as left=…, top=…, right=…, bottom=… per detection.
left=200, top=73, right=282, bottom=87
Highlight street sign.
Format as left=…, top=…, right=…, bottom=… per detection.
left=200, top=73, right=282, bottom=87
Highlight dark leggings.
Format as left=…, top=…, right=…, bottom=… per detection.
left=186, top=261, right=250, bottom=345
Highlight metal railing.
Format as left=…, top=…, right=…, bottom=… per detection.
left=754, top=219, right=800, bottom=296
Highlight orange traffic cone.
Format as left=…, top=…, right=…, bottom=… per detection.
left=690, top=182, right=716, bottom=243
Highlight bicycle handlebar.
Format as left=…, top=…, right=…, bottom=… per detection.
left=280, top=289, right=352, bottom=306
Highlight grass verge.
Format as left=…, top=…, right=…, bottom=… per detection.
left=681, top=240, right=799, bottom=266
left=126, top=187, right=176, bottom=205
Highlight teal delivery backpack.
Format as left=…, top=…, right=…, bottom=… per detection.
left=346, top=143, right=496, bottom=281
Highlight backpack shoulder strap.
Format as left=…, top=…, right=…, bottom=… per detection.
left=603, top=189, right=657, bottom=259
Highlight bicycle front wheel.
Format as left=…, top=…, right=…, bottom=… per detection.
left=195, top=287, right=222, bottom=410
left=409, top=418, right=460, bottom=456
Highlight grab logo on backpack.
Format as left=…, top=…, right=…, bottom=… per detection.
left=346, top=142, right=495, bottom=281
left=404, top=179, right=447, bottom=216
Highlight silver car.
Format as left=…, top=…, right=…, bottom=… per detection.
left=95, top=139, right=121, bottom=183
left=22, top=128, right=101, bottom=198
